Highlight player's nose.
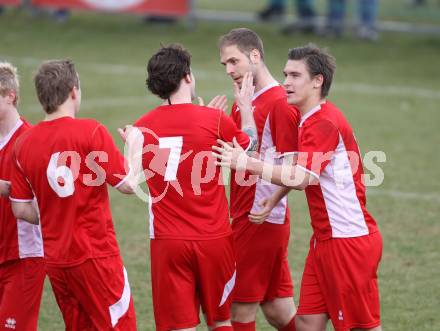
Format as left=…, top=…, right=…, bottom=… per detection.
left=226, top=64, right=234, bottom=76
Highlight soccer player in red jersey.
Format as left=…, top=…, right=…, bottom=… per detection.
left=218, top=28, right=300, bottom=331
left=9, top=60, right=138, bottom=330
left=0, top=62, right=45, bottom=331
left=213, top=44, right=383, bottom=331
left=133, top=44, right=258, bottom=331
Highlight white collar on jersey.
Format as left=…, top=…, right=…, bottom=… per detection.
left=0, top=118, right=23, bottom=150
left=299, top=102, right=326, bottom=127
left=235, top=81, right=280, bottom=112
left=252, top=81, right=280, bottom=101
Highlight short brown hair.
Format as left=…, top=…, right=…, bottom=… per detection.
left=218, top=28, right=265, bottom=60
left=146, top=44, right=191, bottom=100
left=0, top=62, right=19, bottom=106
left=34, top=59, right=79, bottom=114
left=288, top=44, right=336, bottom=98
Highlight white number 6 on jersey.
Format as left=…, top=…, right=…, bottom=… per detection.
left=46, top=152, right=75, bottom=197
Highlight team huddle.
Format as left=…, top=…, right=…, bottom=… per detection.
left=0, top=28, right=382, bottom=331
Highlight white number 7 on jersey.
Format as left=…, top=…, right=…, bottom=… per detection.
left=159, top=137, right=183, bottom=181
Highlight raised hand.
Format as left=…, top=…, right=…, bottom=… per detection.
left=118, top=125, right=136, bottom=143
left=205, top=95, right=228, bottom=112
left=233, top=72, right=255, bottom=113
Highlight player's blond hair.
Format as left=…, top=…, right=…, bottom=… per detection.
left=218, top=28, right=265, bottom=60
left=0, top=62, right=19, bottom=105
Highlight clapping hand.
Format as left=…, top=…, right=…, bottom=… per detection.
left=212, top=137, right=248, bottom=171
left=198, top=95, right=228, bottom=112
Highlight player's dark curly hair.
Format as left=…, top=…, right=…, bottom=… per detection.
left=146, top=44, right=191, bottom=100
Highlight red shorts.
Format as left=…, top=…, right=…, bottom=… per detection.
left=232, top=215, right=293, bottom=303
left=150, top=236, right=235, bottom=331
left=0, top=257, right=45, bottom=331
left=46, top=255, right=136, bottom=331
left=297, top=232, right=383, bottom=331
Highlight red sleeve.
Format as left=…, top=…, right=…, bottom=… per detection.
left=297, top=119, right=339, bottom=178
left=269, top=99, right=300, bottom=157
left=10, top=151, right=34, bottom=202
left=91, top=124, right=128, bottom=187
left=218, top=110, right=251, bottom=150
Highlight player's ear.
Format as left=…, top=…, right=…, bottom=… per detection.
left=7, top=90, right=17, bottom=106
left=71, top=86, right=79, bottom=100
left=313, top=74, right=324, bottom=89
left=250, top=49, right=261, bottom=64
left=184, top=73, right=192, bottom=84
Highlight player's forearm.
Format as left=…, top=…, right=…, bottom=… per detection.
left=118, top=128, right=144, bottom=194
left=246, top=158, right=284, bottom=186
left=240, top=109, right=258, bottom=153
left=121, top=161, right=142, bottom=194
left=272, top=186, right=292, bottom=205
left=11, top=201, right=39, bottom=224
left=246, top=158, right=310, bottom=190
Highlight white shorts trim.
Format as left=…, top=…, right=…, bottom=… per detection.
left=219, top=270, right=236, bottom=307
left=108, top=267, right=131, bottom=327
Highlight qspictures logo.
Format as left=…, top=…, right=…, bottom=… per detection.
left=40, top=127, right=386, bottom=204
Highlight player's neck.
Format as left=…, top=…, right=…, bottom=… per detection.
left=44, top=105, right=76, bottom=121
left=165, top=89, right=192, bottom=105
left=254, top=66, right=278, bottom=93
left=0, top=107, right=20, bottom=137
left=299, top=97, right=326, bottom=116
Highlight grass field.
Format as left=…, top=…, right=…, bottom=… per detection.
left=1, top=3, right=440, bottom=331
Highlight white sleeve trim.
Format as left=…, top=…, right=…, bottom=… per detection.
left=9, top=197, right=34, bottom=203
left=113, top=167, right=131, bottom=189
left=0, top=119, right=23, bottom=150
left=297, top=165, right=320, bottom=179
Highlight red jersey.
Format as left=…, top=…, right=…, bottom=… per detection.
left=10, top=117, right=128, bottom=267
left=134, top=104, right=250, bottom=240
left=296, top=101, right=379, bottom=241
left=0, top=118, right=43, bottom=264
left=230, top=83, right=300, bottom=223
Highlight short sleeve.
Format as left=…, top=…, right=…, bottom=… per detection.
left=269, top=100, right=300, bottom=157
left=91, top=124, right=128, bottom=187
left=218, top=111, right=251, bottom=150
left=10, top=152, right=34, bottom=202
left=297, top=119, right=339, bottom=178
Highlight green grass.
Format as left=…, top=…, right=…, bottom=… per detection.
left=1, top=8, right=440, bottom=331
